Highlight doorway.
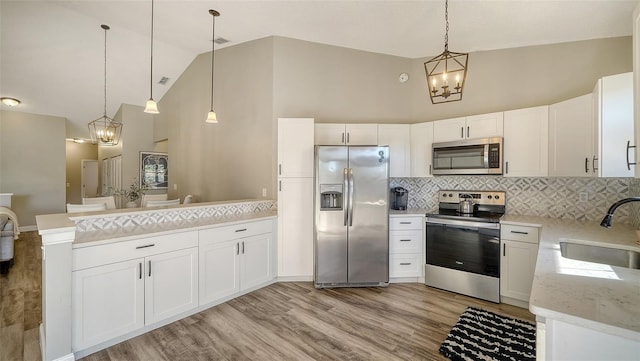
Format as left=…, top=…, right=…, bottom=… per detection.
left=81, top=160, right=99, bottom=199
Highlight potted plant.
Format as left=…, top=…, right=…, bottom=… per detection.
left=113, top=179, right=148, bottom=208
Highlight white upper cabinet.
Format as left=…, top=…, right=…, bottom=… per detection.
left=593, top=72, right=634, bottom=177
left=433, top=112, right=503, bottom=143
left=548, top=94, right=595, bottom=177
left=314, top=123, right=378, bottom=145
left=503, top=106, right=549, bottom=177
left=410, top=122, right=434, bottom=177
left=278, top=118, right=314, bottom=178
left=378, top=124, right=411, bottom=177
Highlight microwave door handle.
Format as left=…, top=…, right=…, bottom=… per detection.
left=484, top=144, right=490, bottom=168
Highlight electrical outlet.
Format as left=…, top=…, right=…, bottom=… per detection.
left=579, top=192, right=588, bottom=202
left=173, top=184, right=178, bottom=191
left=262, top=188, right=267, bottom=197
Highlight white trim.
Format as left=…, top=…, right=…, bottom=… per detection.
left=39, top=324, right=45, bottom=361
left=277, top=276, right=313, bottom=282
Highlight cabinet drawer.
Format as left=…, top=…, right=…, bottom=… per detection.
left=389, top=254, right=421, bottom=278
left=501, top=224, right=539, bottom=244
left=389, top=216, right=423, bottom=230
left=199, top=219, right=273, bottom=246
left=389, top=230, right=422, bottom=253
left=73, top=231, right=198, bottom=271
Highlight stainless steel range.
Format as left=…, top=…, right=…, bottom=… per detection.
left=425, top=190, right=506, bottom=303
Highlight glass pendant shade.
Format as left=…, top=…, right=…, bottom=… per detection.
left=206, top=110, right=217, bottom=123
left=144, top=98, right=159, bottom=114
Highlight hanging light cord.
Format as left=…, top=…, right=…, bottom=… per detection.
left=150, top=0, right=154, bottom=100
left=102, top=24, right=109, bottom=118
left=444, top=0, right=449, bottom=52
left=210, top=12, right=216, bottom=111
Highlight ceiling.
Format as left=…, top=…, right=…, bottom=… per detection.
left=0, top=0, right=637, bottom=139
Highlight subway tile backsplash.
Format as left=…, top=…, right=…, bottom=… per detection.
left=390, top=176, right=639, bottom=226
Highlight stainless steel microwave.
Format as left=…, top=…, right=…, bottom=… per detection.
left=432, top=137, right=503, bottom=175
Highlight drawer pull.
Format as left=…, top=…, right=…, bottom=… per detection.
left=400, top=262, right=412, bottom=266
left=136, top=244, right=155, bottom=249
left=510, top=231, right=529, bottom=235
left=139, top=263, right=142, bottom=280
left=148, top=260, right=151, bottom=277
left=399, top=222, right=412, bottom=225
left=399, top=239, right=412, bottom=242
left=242, top=241, right=245, bottom=254
left=235, top=228, right=247, bottom=233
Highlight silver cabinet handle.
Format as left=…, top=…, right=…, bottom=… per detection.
left=399, top=239, right=411, bottom=242
left=343, top=168, right=349, bottom=226
left=460, top=127, right=464, bottom=139
left=341, top=132, right=345, bottom=144
left=235, top=228, right=247, bottom=233
left=466, top=126, right=470, bottom=138
left=429, top=164, right=432, bottom=175
left=139, top=262, right=142, bottom=279
left=503, top=244, right=506, bottom=257
left=279, top=180, right=282, bottom=191
left=400, top=262, right=411, bottom=266
left=510, top=230, right=528, bottom=235
left=236, top=242, right=239, bottom=255
left=347, top=132, right=350, bottom=143
left=279, top=164, right=282, bottom=175
left=136, top=244, right=155, bottom=249
left=505, top=161, right=509, bottom=174
left=148, top=260, right=151, bottom=277
left=585, top=157, right=589, bottom=173
left=592, top=156, right=598, bottom=173
left=399, top=222, right=411, bottom=224
left=242, top=241, right=245, bottom=254
left=626, top=141, right=636, bottom=170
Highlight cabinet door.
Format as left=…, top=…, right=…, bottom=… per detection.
left=241, top=233, right=272, bottom=291
left=465, top=112, right=504, bottom=139
left=278, top=118, right=314, bottom=178
left=599, top=73, right=634, bottom=177
left=145, top=247, right=198, bottom=324
left=345, top=124, right=378, bottom=145
left=500, top=240, right=538, bottom=301
left=72, top=258, right=144, bottom=350
left=315, top=124, right=346, bottom=145
left=410, top=122, right=434, bottom=177
left=378, top=124, right=411, bottom=177
left=199, top=239, right=240, bottom=305
left=277, top=177, right=313, bottom=278
left=548, top=94, right=594, bottom=177
left=433, top=117, right=466, bottom=142
left=503, top=106, right=548, bottom=177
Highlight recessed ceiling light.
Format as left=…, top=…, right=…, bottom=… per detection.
left=1, top=97, right=21, bottom=107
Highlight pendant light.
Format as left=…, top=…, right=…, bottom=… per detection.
left=144, top=0, right=159, bottom=114
left=424, top=0, right=468, bottom=104
left=88, top=24, right=123, bottom=146
left=206, top=9, right=220, bottom=123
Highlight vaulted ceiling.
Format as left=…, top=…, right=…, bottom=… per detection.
left=0, top=0, right=637, bottom=138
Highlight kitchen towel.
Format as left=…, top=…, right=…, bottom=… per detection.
left=439, top=307, right=536, bottom=361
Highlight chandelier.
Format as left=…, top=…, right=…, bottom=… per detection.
left=424, top=0, right=468, bottom=104
left=88, top=24, right=123, bottom=146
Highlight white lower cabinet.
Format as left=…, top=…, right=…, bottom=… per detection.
left=199, top=220, right=274, bottom=306
left=500, top=224, right=540, bottom=305
left=72, top=242, right=198, bottom=351
left=389, top=215, right=424, bottom=280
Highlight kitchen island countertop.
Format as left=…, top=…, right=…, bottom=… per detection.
left=501, top=214, right=640, bottom=341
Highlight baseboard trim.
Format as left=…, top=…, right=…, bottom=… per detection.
left=277, top=275, right=313, bottom=282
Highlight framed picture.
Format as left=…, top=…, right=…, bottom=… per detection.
left=140, top=152, right=168, bottom=190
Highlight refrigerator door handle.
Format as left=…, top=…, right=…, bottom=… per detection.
left=343, top=168, right=349, bottom=226
left=348, top=168, right=354, bottom=226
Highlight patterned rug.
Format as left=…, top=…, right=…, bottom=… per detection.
left=439, top=307, right=536, bottom=361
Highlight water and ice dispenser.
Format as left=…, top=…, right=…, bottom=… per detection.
left=320, top=184, right=343, bottom=210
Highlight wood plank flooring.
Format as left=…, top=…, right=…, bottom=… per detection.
left=0, top=231, right=42, bottom=361
left=1, top=231, right=535, bottom=361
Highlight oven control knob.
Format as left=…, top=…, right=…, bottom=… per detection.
left=495, top=195, right=500, bottom=200
left=448, top=193, right=453, bottom=197
left=487, top=195, right=492, bottom=199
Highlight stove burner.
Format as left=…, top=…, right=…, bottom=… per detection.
left=427, top=190, right=506, bottom=223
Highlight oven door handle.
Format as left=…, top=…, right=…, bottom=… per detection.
left=426, top=217, right=500, bottom=230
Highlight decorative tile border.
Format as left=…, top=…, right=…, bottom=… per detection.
left=391, top=176, right=638, bottom=225
left=74, top=200, right=277, bottom=232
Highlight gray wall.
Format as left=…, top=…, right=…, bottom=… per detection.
left=410, top=37, right=633, bottom=121
left=0, top=110, right=66, bottom=226
left=65, top=141, right=98, bottom=204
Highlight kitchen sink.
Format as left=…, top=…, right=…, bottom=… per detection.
left=559, top=241, right=640, bottom=269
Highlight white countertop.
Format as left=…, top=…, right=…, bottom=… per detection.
left=501, top=215, right=640, bottom=341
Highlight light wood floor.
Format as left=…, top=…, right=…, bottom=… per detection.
left=1, top=232, right=535, bottom=361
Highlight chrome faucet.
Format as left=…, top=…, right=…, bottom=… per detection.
left=600, top=197, right=640, bottom=228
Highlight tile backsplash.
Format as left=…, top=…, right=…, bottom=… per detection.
left=390, top=176, right=640, bottom=225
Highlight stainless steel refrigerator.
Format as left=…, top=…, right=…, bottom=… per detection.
left=314, top=145, right=389, bottom=288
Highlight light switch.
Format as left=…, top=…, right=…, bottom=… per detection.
left=173, top=184, right=177, bottom=190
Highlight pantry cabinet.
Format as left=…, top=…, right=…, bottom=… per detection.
left=548, top=94, right=595, bottom=177
left=314, top=123, right=378, bottom=145
left=378, top=124, right=411, bottom=177
left=410, top=122, right=434, bottom=177
left=500, top=224, right=540, bottom=306
left=503, top=106, right=548, bottom=177
left=433, top=112, right=503, bottom=143
left=277, top=118, right=314, bottom=178
left=71, top=231, right=199, bottom=350
left=199, top=219, right=274, bottom=305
